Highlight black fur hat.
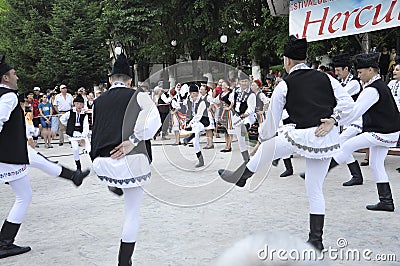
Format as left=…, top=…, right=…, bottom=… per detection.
left=283, top=35, right=307, bottom=60
left=189, top=84, right=199, bottom=93
left=73, top=95, right=85, bottom=103
left=354, top=53, right=379, bottom=69
left=110, top=54, right=133, bottom=78
left=0, top=55, right=13, bottom=76
left=332, top=54, right=351, bottom=68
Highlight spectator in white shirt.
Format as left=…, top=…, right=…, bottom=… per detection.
left=53, top=84, right=73, bottom=145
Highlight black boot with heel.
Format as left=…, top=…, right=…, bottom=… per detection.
left=0, top=220, right=31, bottom=259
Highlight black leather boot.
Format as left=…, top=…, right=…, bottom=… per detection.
left=118, top=240, right=135, bottom=266
left=75, top=160, right=81, bottom=171
left=241, top=150, right=250, bottom=162
left=108, top=186, right=123, bottom=196
left=183, top=133, right=195, bottom=146
left=307, top=214, right=324, bottom=251
left=366, top=183, right=395, bottom=212
left=342, top=160, right=363, bottom=186
left=272, top=158, right=280, bottom=167
left=59, top=167, right=90, bottom=187
left=195, top=152, right=204, bottom=168
left=218, top=163, right=254, bottom=187
left=280, top=158, right=293, bottom=177
left=0, top=220, right=31, bottom=259
left=328, top=158, right=339, bottom=170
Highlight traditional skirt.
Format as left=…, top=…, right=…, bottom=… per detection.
left=93, top=154, right=151, bottom=188
left=217, top=109, right=234, bottom=134
left=363, top=131, right=400, bottom=148
left=0, top=163, right=28, bottom=183
left=281, top=125, right=341, bottom=159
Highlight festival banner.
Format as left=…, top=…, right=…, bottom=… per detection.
left=289, top=0, right=400, bottom=42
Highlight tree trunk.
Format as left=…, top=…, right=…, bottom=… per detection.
left=361, top=33, right=370, bottom=53
left=252, top=57, right=261, bottom=81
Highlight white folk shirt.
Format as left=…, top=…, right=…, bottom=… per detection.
left=388, top=79, right=400, bottom=112
left=340, top=73, right=361, bottom=97
left=54, top=93, right=73, bottom=112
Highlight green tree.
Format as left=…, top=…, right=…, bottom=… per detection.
left=100, top=0, right=161, bottom=82
left=0, top=0, right=55, bottom=91
left=37, top=0, right=107, bottom=90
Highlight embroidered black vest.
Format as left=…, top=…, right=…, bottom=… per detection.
left=66, top=111, right=86, bottom=137
left=284, top=69, right=336, bottom=129
left=90, top=87, right=149, bottom=161
left=157, top=92, right=170, bottom=113
left=0, top=88, right=29, bottom=164
left=234, top=87, right=252, bottom=115
left=255, top=91, right=264, bottom=112
left=220, top=91, right=232, bottom=106
left=362, top=79, right=400, bottom=133
left=194, top=96, right=210, bottom=127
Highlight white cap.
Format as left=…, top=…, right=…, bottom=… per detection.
left=78, top=87, right=85, bottom=92
left=33, top=87, right=40, bottom=91
left=60, top=84, right=67, bottom=89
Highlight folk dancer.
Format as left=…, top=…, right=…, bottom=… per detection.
left=60, top=95, right=90, bottom=171
left=331, top=53, right=364, bottom=186
left=183, top=84, right=210, bottom=167
left=215, top=81, right=234, bottom=152
left=388, top=61, right=400, bottom=172
left=0, top=55, right=32, bottom=258
left=200, top=84, right=215, bottom=149
left=90, top=54, right=161, bottom=265
left=329, top=53, right=400, bottom=212
left=19, top=93, right=90, bottom=187
left=232, top=72, right=255, bottom=162
left=170, top=89, right=182, bottom=145
left=218, top=36, right=354, bottom=250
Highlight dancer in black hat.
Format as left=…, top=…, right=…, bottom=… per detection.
left=0, top=55, right=32, bottom=259
left=60, top=94, right=90, bottom=171
left=329, top=53, right=400, bottom=212
left=329, top=54, right=364, bottom=186
left=90, top=53, right=161, bottom=265
left=218, top=36, right=355, bottom=250
left=183, top=84, right=209, bottom=167
left=231, top=71, right=255, bottom=162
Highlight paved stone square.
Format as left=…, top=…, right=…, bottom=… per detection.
left=1, top=137, right=400, bottom=265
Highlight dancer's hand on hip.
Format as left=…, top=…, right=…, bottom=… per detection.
left=110, top=140, right=136, bottom=159
left=315, top=118, right=336, bottom=137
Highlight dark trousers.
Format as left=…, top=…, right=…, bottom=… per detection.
left=157, top=112, right=170, bottom=137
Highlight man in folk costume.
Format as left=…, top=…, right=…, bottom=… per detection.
left=218, top=36, right=354, bottom=250
left=60, top=95, right=90, bottom=171
left=18, top=93, right=90, bottom=186
left=388, top=61, right=400, bottom=172
left=329, top=54, right=364, bottom=186
left=183, top=84, right=209, bottom=167
left=90, top=53, right=161, bottom=265
left=232, top=72, right=255, bottom=162
left=0, top=55, right=32, bottom=258
left=170, top=89, right=182, bottom=145
left=328, top=53, right=400, bottom=212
